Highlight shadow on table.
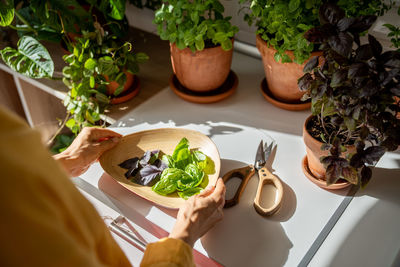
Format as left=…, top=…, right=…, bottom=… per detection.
left=199, top=159, right=294, bottom=267
left=322, top=167, right=400, bottom=267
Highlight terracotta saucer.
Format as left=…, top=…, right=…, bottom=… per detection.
left=260, top=78, right=311, bottom=111
left=301, top=156, right=351, bottom=190
left=169, top=70, right=238, bottom=104
left=110, top=76, right=140, bottom=105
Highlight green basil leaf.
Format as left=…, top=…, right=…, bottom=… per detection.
left=178, top=187, right=202, bottom=200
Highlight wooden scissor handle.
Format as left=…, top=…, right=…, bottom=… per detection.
left=222, top=165, right=255, bottom=208
left=253, top=167, right=283, bottom=216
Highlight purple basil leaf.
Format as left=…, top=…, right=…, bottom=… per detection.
left=326, top=163, right=341, bottom=185
left=390, top=84, right=400, bottom=97
left=384, top=59, right=400, bottom=69
left=349, top=16, right=377, bottom=34
left=124, top=165, right=140, bottom=179
left=368, top=34, right=382, bottom=58
left=348, top=63, right=368, bottom=79
left=304, top=25, right=334, bottom=43
left=380, top=51, right=400, bottom=63
left=319, top=2, right=344, bottom=25
left=382, top=69, right=399, bottom=86
left=360, top=81, right=378, bottom=97
left=153, top=158, right=168, bottom=169
left=337, top=17, right=356, bottom=32
left=119, top=157, right=140, bottom=169
left=364, top=146, right=386, bottom=164
left=298, top=73, right=313, bottom=91
left=329, top=49, right=348, bottom=65
left=355, top=44, right=373, bottom=61
left=321, top=156, right=336, bottom=165
left=381, top=137, right=398, bottom=151
left=135, top=165, right=164, bottom=186
left=341, top=167, right=358, bottom=184
left=360, top=166, right=372, bottom=188
left=328, top=32, right=353, bottom=58
left=316, top=83, right=328, bottom=97
left=330, top=69, right=347, bottom=87
left=140, top=150, right=160, bottom=166
left=350, top=153, right=364, bottom=168
left=303, top=56, right=319, bottom=73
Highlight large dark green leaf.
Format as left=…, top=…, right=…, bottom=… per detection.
left=0, top=0, right=14, bottom=26
left=0, top=36, right=54, bottom=78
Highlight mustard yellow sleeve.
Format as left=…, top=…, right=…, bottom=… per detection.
left=141, top=238, right=195, bottom=267
left=0, top=107, right=131, bottom=267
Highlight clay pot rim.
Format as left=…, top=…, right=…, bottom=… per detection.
left=109, top=75, right=140, bottom=105
left=256, top=35, right=322, bottom=59
left=302, top=156, right=351, bottom=190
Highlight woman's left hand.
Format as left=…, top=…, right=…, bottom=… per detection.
left=54, top=127, right=122, bottom=177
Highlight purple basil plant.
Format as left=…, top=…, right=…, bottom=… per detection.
left=298, top=2, right=400, bottom=187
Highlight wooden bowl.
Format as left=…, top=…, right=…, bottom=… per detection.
left=99, top=128, right=221, bottom=209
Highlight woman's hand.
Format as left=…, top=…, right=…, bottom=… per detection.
left=53, top=127, right=122, bottom=177
left=169, top=178, right=226, bottom=247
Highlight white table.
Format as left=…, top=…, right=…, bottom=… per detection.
left=76, top=51, right=400, bottom=267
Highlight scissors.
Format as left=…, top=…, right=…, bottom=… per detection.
left=222, top=140, right=283, bottom=216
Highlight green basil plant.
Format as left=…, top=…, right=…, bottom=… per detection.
left=153, top=0, right=238, bottom=52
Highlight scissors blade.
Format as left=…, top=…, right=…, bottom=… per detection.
left=255, top=140, right=265, bottom=167
left=264, top=142, right=275, bottom=161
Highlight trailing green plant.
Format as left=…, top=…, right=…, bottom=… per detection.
left=153, top=0, right=238, bottom=52
left=298, top=2, right=400, bottom=187
left=62, top=23, right=148, bottom=134
left=240, top=0, right=392, bottom=64
left=0, top=0, right=130, bottom=79
left=383, top=5, right=400, bottom=51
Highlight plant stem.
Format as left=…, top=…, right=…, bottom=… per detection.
left=320, top=104, right=328, bottom=137
left=14, top=11, right=37, bottom=35
left=47, top=112, right=71, bottom=146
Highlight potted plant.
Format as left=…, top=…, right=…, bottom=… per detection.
left=153, top=0, right=238, bottom=101
left=240, top=0, right=392, bottom=109
left=62, top=24, right=149, bottom=135
left=0, top=0, right=130, bottom=79
left=298, top=3, right=400, bottom=189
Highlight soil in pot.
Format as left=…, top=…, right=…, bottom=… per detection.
left=256, top=35, right=321, bottom=105
left=302, top=115, right=352, bottom=189
left=169, top=40, right=234, bottom=92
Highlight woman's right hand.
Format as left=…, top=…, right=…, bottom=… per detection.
left=169, top=178, right=226, bottom=247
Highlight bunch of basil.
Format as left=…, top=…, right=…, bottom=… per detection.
left=154, top=138, right=215, bottom=199
left=119, top=137, right=215, bottom=199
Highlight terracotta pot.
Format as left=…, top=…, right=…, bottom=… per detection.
left=256, top=35, right=322, bottom=103
left=169, top=41, right=234, bottom=92
left=303, top=115, right=355, bottom=179
left=105, top=71, right=134, bottom=96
